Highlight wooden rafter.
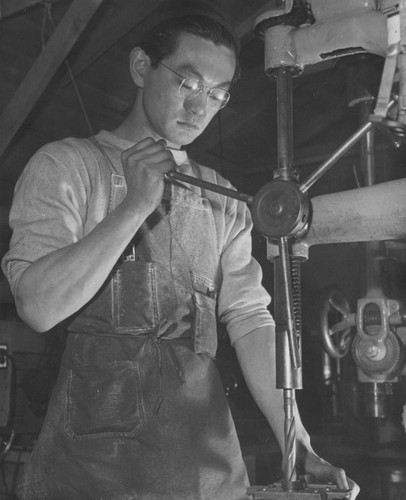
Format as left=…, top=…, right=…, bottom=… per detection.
left=59, top=0, right=168, bottom=85
left=60, top=1, right=261, bottom=86
left=0, top=0, right=61, bottom=19
left=0, top=0, right=104, bottom=160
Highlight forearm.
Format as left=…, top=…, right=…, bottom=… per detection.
left=15, top=202, right=146, bottom=332
left=234, top=326, right=312, bottom=455
left=234, top=326, right=357, bottom=494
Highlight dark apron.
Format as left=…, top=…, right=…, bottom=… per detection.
left=17, top=153, right=250, bottom=500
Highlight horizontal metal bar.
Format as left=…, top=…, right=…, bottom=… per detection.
left=300, top=99, right=397, bottom=193
left=165, top=171, right=254, bottom=204
left=299, top=121, right=373, bottom=193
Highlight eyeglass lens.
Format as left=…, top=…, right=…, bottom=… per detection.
left=180, top=78, right=230, bottom=109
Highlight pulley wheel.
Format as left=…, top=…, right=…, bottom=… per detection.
left=352, top=330, right=404, bottom=378
left=251, top=179, right=309, bottom=239
left=319, top=287, right=354, bottom=359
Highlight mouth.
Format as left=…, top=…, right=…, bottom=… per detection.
left=177, top=121, right=199, bottom=131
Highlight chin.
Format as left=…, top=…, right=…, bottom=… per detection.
left=182, top=129, right=203, bottom=144
left=166, top=132, right=199, bottom=148
left=169, top=122, right=203, bottom=145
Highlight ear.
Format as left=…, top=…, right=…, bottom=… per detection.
left=129, top=47, right=150, bottom=88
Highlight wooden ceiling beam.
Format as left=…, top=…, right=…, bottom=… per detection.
left=61, top=1, right=263, bottom=87
left=0, top=0, right=61, bottom=19
left=0, top=0, right=104, bottom=161
left=59, top=0, right=168, bottom=85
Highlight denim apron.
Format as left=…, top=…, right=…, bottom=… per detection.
left=17, top=143, right=250, bottom=500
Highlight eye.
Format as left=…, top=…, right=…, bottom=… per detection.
left=210, top=92, right=223, bottom=103
left=182, top=77, right=200, bottom=92
left=211, top=89, right=228, bottom=102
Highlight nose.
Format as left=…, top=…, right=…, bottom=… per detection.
left=184, top=93, right=207, bottom=117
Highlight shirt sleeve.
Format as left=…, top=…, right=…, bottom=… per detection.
left=216, top=180, right=275, bottom=345
left=1, top=142, right=89, bottom=296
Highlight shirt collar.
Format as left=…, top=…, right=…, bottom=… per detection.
left=169, top=148, right=188, bottom=166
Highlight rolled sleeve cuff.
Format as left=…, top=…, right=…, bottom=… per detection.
left=226, top=308, right=275, bottom=346
left=2, top=260, right=31, bottom=298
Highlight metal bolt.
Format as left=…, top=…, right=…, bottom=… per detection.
left=365, top=344, right=379, bottom=357
left=270, top=202, right=283, bottom=215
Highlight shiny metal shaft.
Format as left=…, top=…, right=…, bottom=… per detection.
left=284, top=388, right=297, bottom=483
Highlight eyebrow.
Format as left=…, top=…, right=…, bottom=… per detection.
left=177, top=63, right=232, bottom=89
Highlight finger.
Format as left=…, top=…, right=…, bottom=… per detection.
left=328, top=467, right=348, bottom=490
left=347, top=478, right=360, bottom=500
left=140, top=150, right=175, bottom=171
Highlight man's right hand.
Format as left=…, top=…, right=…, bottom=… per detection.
left=121, top=137, right=176, bottom=217
left=14, top=137, right=176, bottom=332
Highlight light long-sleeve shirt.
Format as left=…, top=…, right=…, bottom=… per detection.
left=2, top=130, right=274, bottom=343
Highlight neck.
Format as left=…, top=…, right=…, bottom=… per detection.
left=110, top=102, right=149, bottom=144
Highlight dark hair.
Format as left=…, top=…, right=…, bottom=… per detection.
left=140, top=14, right=240, bottom=85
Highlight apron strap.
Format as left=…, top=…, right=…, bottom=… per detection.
left=88, top=136, right=127, bottom=213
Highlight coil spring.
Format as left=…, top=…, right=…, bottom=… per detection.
left=291, top=257, right=302, bottom=344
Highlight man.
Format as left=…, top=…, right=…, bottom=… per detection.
left=2, top=10, right=359, bottom=500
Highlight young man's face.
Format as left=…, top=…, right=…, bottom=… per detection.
left=141, top=33, right=236, bottom=148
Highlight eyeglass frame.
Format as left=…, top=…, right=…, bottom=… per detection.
left=158, top=61, right=231, bottom=110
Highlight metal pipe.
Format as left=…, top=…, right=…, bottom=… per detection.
left=165, top=171, right=254, bottom=204
left=273, top=65, right=301, bottom=488
left=275, top=237, right=302, bottom=488
left=299, top=121, right=374, bottom=193
left=300, top=99, right=397, bottom=193
left=359, top=101, right=383, bottom=298
left=278, top=237, right=301, bottom=372
left=275, top=67, right=295, bottom=179
left=360, top=101, right=376, bottom=186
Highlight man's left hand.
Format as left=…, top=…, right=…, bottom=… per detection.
left=298, top=450, right=360, bottom=500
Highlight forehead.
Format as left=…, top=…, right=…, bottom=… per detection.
left=165, top=33, right=236, bottom=86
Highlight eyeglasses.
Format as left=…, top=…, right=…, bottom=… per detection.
left=159, top=61, right=231, bottom=110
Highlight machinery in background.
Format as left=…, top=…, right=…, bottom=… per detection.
left=248, top=1, right=405, bottom=498
left=0, top=320, right=46, bottom=428
left=318, top=66, right=406, bottom=423
left=250, top=1, right=406, bottom=498
left=319, top=239, right=406, bottom=422
left=320, top=271, right=406, bottom=420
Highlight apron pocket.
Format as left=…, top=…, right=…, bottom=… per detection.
left=112, top=261, right=158, bottom=332
left=192, top=272, right=218, bottom=358
left=65, top=361, right=145, bottom=439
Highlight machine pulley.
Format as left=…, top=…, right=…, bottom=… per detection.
left=251, top=179, right=310, bottom=239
